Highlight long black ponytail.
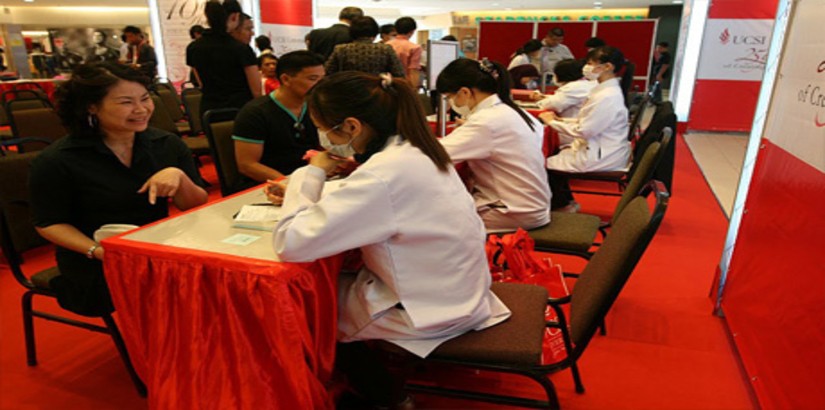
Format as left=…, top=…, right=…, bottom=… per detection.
left=436, top=58, right=536, bottom=132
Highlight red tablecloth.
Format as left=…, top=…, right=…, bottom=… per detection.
left=103, top=213, right=342, bottom=409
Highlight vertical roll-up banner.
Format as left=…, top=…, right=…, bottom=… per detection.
left=718, top=0, right=825, bottom=408
left=155, top=0, right=206, bottom=84
left=688, top=0, right=778, bottom=131
left=258, top=0, right=313, bottom=55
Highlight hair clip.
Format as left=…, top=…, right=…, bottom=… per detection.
left=478, top=58, right=499, bottom=79
left=378, top=73, right=393, bottom=89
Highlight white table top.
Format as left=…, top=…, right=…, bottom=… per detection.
left=122, top=189, right=282, bottom=262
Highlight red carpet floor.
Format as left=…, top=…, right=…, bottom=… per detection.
left=0, top=137, right=757, bottom=409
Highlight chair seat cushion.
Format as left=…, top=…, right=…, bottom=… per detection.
left=528, top=212, right=602, bottom=253
left=175, top=122, right=192, bottom=135
left=30, top=266, right=61, bottom=290
left=428, top=282, right=547, bottom=366
left=182, top=136, right=210, bottom=154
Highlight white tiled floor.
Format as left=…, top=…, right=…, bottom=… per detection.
left=683, top=132, right=749, bottom=217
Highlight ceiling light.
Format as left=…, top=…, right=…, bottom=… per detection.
left=24, top=0, right=35, bottom=3
left=492, top=2, right=499, bottom=5
left=594, top=1, right=603, bottom=5
left=673, top=0, right=684, bottom=3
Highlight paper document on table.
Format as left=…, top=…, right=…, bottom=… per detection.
left=232, top=204, right=282, bottom=231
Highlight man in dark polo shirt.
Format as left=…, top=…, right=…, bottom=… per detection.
left=232, top=51, right=326, bottom=186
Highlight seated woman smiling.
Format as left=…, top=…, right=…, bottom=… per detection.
left=269, top=72, right=510, bottom=409
left=30, top=63, right=208, bottom=316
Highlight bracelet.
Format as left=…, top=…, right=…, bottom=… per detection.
left=86, top=244, right=99, bottom=259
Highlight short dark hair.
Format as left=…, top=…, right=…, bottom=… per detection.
left=276, top=50, right=325, bottom=79
left=553, top=59, right=584, bottom=83
left=586, top=46, right=625, bottom=73
left=258, top=53, right=278, bottom=68
left=548, top=27, right=564, bottom=37
left=441, top=35, right=457, bottom=42
left=123, top=26, right=141, bottom=35
left=585, top=37, right=606, bottom=48
left=339, top=7, right=364, bottom=22
left=518, top=39, right=543, bottom=55
left=255, top=35, right=272, bottom=51
left=379, top=24, right=396, bottom=35
left=657, top=41, right=670, bottom=48
left=395, top=17, right=416, bottom=35
left=55, top=62, right=152, bottom=136
left=189, top=25, right=205, bottom=39
left=350, top=16, right=379, bottom=39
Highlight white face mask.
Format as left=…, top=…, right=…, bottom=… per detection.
left=582, top=64, right=601, bottom=81
left=318, top=124, right=356, bottom=158
left=449, top=97, right=472, bottom=118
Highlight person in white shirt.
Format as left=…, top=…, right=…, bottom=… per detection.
left=540, top=27, right=575, bottom=82
left=268, top=71, right=511, bottom=409
left=532, top=59, right=597, bottom=147
left=540, top=46, right=630, bottom=212
left=507, top=39, right=543, bottom=71
left=436, top=58, right=551, bottom=232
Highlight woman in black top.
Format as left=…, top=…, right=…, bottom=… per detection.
left=186, top=0, right=260, bottom=119
left=29, top=63, right=208, bottom=316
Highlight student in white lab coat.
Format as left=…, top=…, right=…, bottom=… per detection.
left=540, top=46, right=630, bottom=211
left=507, top=39, right=543, bottom=71
left=533, top=59, right=596, bottom=119
left=436, top=58, right=551, bottom=232
left=268, top=72, right=511, bottom=409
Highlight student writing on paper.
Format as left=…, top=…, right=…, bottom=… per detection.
left=29, top=63, right=208, bottom=316
left=270, top=72, right=510, bottom=409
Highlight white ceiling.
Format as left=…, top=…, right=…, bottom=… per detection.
left=4, top=0, right=681, bottom=15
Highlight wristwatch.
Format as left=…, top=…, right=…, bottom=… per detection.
left=86, top=244, right=99, bottom=259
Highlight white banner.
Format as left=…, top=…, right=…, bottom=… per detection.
left=157, top=0, right=206, bottom=83
left=696, top=19, right=774, bottom=81
left=260, top=23, right=311, bottom=56
left=761, top=0, right=825, bottom=172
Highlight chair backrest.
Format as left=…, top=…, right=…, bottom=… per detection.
left=203, top=108, right=241, bottom=196
left=626, top=92, right=651, bottom=142
left=148, top=93, right=181, bottom=136
left=182, top=88, right=203, bottom=135
left=9, top=107, right=68, bottom=152
left=612, top=128, right=671, bottom=226
left=0, top=151, right=48, bottom=287
left=633, top=101, right=676, bottom=190
left=155, top=87, right=185, bottom=122
left=568, top=181, right=669, bottom=354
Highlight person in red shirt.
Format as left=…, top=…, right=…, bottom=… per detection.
left=259, top=53, right=280, bottom=94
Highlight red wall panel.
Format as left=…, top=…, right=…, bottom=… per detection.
left=536, top=21, right=595, bottom=60
left=689, top=80, right=762, bottom=131
left=721, top=140, right=825, bottom=409
left=259, top=0, right=312, bottom=26
left=478, top=22, right=536, bottom=66
left=594, top=21, right=656, bottom=77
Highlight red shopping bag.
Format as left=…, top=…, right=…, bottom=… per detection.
left=486, top=229, right=572, bottom=364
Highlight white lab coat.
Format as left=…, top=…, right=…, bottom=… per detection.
left=507, top=54, right=540, bottom=71
left=537, top=79, right=597, bottom=119
left=273, top=135, right=511, bottom=358
left=440, top=94, right=551, bottom=232
left=540, top=43, right=574, bottom=75
left=546, top=77, right=630, bottom=172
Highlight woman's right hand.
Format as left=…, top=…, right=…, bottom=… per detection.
left=531, top=90, right=544, bottom=101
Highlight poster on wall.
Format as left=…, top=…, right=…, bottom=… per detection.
left=259, top=23, right=311, bottom=56
left=760, top=3, right=825, bottom=171
left=48, top=28, right=123, bottom=72
left=258, top=0, right=312, bottom=56
left=157, top=0, right=205, bottom=83
left=696, top=19, right=774, bottom=81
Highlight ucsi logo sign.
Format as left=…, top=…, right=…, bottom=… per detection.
left=719, top=28, right=768, bottom=46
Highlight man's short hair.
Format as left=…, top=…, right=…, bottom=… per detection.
left=276, top=50, right=325, bottom=79
left=123, top=26, right=142, bottom=35
left=657, top=41, right=670, bottom=48
left=380, top=24, right=396, bottom=35
left=585, top=37, right=606, bottom=49
left=189, top=25, right=205, bottom=39
left=395, top=17, right=417, bottom=35
left=339, top=7, right=364, bottom=22
left=350, top=17, right=379, bottom=39
left=553, top=59, right=585, bottom=83
left=548, top=27, right=565, bottom=38
left=258, top=53, right=278, bottom=68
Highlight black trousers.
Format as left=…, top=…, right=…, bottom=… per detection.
left=335, top=341, right=412, bottom=407
left=548, top=170, right=574, bottom=209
